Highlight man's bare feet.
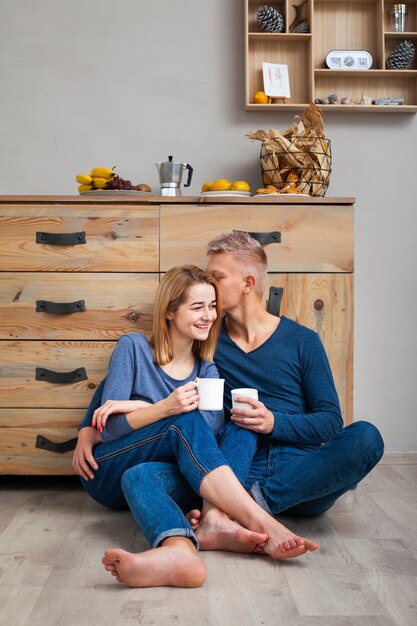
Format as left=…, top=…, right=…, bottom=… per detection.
left=102, top=537, right=206, bottom=588
left=187, top=508, right=319, bottom=559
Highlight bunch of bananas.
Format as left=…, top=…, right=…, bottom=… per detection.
left=76, top=167, right=115, bottom=193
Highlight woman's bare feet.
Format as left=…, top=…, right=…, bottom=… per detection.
left=102, top=537, right=206, bottom=588
left=186, top=508, right=268, bottom=553
left=187, top=507, right=319, bottom=559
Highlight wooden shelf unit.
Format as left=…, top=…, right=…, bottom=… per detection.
left=245, top=0, right=417, bottom=112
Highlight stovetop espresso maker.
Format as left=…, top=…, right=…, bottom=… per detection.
left=156, top=156, right=193, bottom=196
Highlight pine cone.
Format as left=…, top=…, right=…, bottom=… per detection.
left=256, top=5, right=285, bottom=33
left=386, top=40, right=415, bottom=69
left=294, top=21, right=309, bottom=33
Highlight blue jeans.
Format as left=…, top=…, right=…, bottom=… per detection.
left=79, top=383, right=259, bottom=548
left=124, top=421, right=383, bottom=548
left=245, top=421, right=384, bottom=516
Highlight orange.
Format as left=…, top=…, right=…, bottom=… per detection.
left=254, top=91, right=269, bottom=104
left=201, top=182, right=213, bottom=192
left=231, top=181, right=250, bottom=192
left=211, top=179, right=232, bottom=191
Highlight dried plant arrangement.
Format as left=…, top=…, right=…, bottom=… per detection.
left=246, top=103, right=332, bottom=196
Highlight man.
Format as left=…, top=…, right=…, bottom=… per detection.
left=186, top=231, right=384, bottom=543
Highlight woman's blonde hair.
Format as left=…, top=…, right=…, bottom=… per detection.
left=150, top=265, right=221, bottom=365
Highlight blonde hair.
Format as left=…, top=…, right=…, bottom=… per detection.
left=150, top=265, right=221, bottom=365
left=207, top=231, right=268, bottom=294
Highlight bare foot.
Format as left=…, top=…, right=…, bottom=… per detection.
left=102, top=537, right=206, bottom=588
left=260, top=517, right=319, bottom=559
left=186, top=508, right=201, bottom=531
left=191, top=508, right=268, bottom=553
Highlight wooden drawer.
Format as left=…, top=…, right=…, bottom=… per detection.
left=0, top=341, right=116, bottom=407
left=0, top=409, right=83, bottom=475
left=0, top=204, right=159, bottom=271
left=160, top=204, right=353, bottom=273
left=0, top=273, right=158, bottom=339
left=264, top=274, right=353, bottom=424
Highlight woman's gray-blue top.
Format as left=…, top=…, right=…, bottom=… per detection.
left=88, top=333, right=224, bottom=443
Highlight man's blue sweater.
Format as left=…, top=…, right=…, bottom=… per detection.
left=214, top=316, right=343, bottom=445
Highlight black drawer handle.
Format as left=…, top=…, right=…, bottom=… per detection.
left=36, top=300, right=86, bottom=314
left=35, top=367, right=87, bottom=384
left=36, top=231, right=86, bottom=245
left=267, top=286, right=284, bottom=317
left=233, top=230, right=281, bottom=245
left=35, top=435, right=77, bottom=454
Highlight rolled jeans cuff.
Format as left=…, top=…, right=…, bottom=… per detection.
left=250, top=481, right=273, bottom=516
left=152, top=528, right=200, bottom=551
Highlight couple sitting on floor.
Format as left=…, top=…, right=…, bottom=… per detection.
left=73, top=231, right=384, bottom=589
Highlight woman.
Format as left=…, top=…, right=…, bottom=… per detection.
left=73, top=265, right=318, bottom=589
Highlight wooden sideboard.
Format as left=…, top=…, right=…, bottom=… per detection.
left=0, top=195, right=354, bottom=474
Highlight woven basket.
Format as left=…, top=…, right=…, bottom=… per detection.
left=260, top=136, right=332, bottom=197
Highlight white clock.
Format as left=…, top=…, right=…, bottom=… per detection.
left=326, top=50, right=373, bottom=70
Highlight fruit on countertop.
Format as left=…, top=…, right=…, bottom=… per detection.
left=211, top=179, right=232, bottom=191
left=231, top=181, right=250, bottom=192
left=90, top=167, right=114, bottom=179
left=202, top=179, right=250, bottom=192
left=254, top=91, right=269, bottom=104
left=76, top=174, right=93, bottom=185
left=75, top=167, right=152, bottom=193
left=78, top=184, right=92, bottom=193
left=136, top=183, right=152, bottom=192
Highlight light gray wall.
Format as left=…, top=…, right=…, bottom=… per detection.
left=1, top=0, right=416, bottom=451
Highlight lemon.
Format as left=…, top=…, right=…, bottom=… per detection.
left=254, top=91, right=269, bottom=104
left=211, top=179, right=232, bottom=191
left=201, top=182, right=213, bottom=192
left=231, top=181, right=250, bottom=192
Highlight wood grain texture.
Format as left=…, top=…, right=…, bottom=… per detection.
left=0, top=340, right=114, bottom=407
left=0, top=272, right=158, bottom=339
left=0, top=206, right=159, bottom=271
left=0, top=461, right=415, bottom=625
left=265, top=273, right=353, bottom=423
left=160, top=203, right=354, bottom=272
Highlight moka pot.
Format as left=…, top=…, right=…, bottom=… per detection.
left=155, top=156, right=193, bottom=196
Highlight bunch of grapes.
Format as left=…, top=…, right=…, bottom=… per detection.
left=107, top=175, right=135, bottom=190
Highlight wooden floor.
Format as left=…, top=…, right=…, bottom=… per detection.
left=1, top=455, right=416, bottom=626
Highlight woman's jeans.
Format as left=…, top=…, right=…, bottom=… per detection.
left=81, top=409, right=233, bottom=547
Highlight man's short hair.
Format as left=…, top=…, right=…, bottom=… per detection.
left=207, top=231, right=268, bottom=294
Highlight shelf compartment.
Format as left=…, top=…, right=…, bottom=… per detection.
left=313, top=1, right=383, bottom=69
left=383, top=0, right=417, bottom=33
left=385, top=35, right=417, bottom=70
left=315, top=70, right=417, bottom=109
left=247, top=1, right=287, bottom=32
left=246, top=37, right=311, bottom=106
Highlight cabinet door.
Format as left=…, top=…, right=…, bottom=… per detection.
left=160, top=204, right=353, bottom=272
left=0, top=341, right=116, bottom=407
left=0, top=409, right=83, bottom=475
left=0, top=273, right=158, bottom=339
left=0, top=204, right=159, bottom=271
left=265, top=273, right=353, bottom=424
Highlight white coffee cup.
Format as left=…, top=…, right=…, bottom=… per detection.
left=196, top=378, right=225, bottom=410
left=231, top=388, right=259, bottom=410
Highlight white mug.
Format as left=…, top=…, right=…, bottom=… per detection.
left=231, top=388, right=259, bottom=410
left=196, top=378, right=225, bottom=411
